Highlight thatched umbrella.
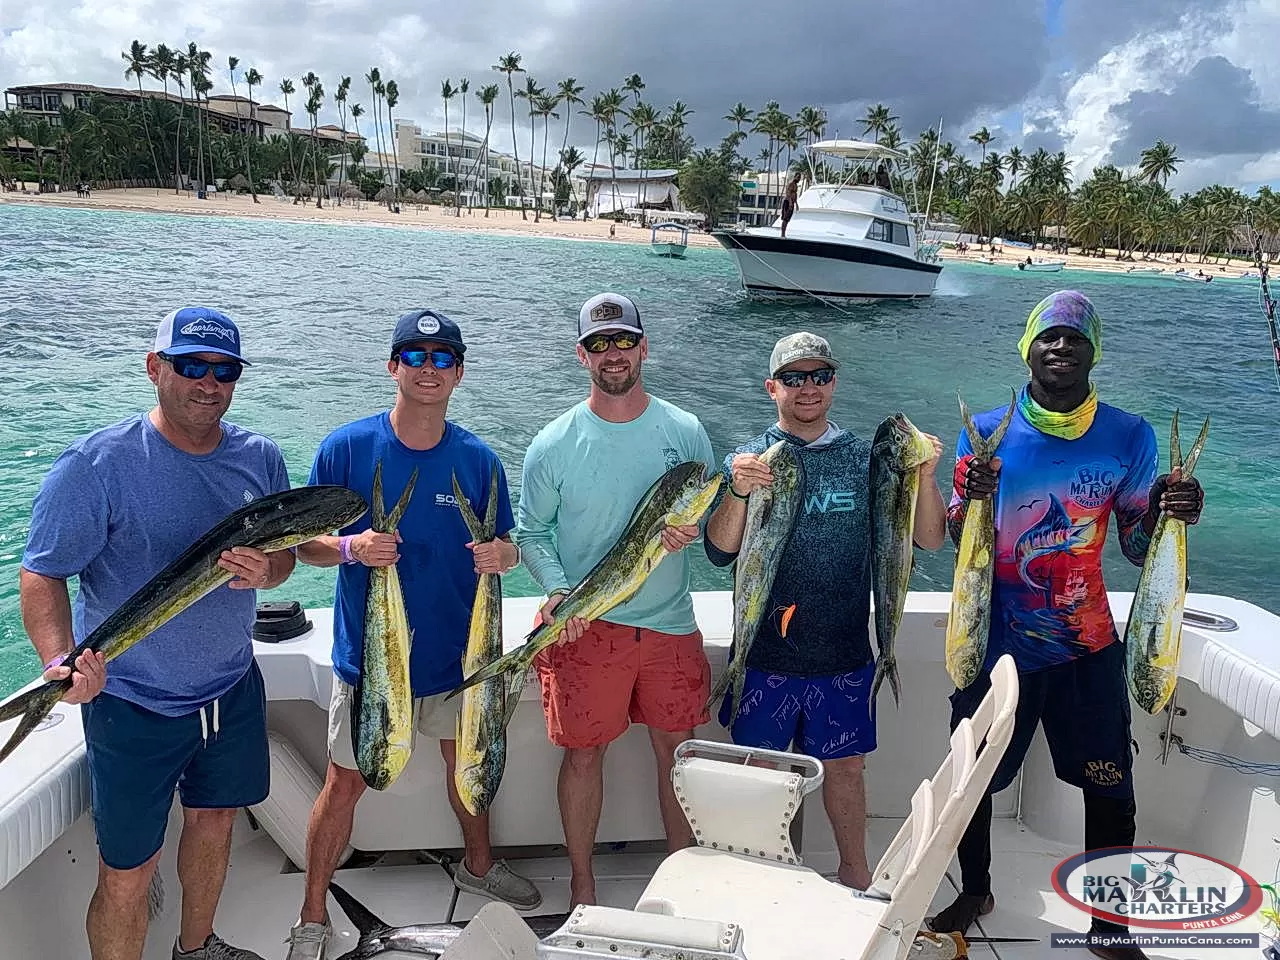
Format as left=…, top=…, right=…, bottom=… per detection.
left=375, top=186, right=395, bottom=203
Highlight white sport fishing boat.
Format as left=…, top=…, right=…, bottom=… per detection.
left=0, top=591, right=1277, bottom=960
left=712, top=140, right=943, bottom=301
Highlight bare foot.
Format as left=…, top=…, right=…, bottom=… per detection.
left=837, top=864, right=872, bottom=891
left=569, top=880, right=596, bottom=909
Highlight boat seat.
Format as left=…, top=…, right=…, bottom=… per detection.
left=636, top=655, right=1019, bottom=960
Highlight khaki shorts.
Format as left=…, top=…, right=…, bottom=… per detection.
left=327, top=678, right=459, bottom=771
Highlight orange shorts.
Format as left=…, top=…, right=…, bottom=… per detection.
left=534, top=620, right=711, bottom=749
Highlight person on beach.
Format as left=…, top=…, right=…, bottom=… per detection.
left=21, top=307, right=293, bottom=960
left=517, top=292, right=717, bottom=908
left=285, top=309, right=540, bottom=960
left=928, top=291, right=1205, bottom=960
left=704, top=331, right=947, bottom=890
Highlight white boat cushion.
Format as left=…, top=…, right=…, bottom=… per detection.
left=0, top=703, right=89, bottom=890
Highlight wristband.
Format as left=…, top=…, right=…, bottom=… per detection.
left=728, top=485, right=750, bottom=502
left=339, top=535, right=356, bottom=564
left=44, top=653, right=68, bottom=671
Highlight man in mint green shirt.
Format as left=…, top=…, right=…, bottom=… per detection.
left=518, top=292, right=716, bottom=909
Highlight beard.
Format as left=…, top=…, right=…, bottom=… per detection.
left=591, top=364, right=641, bottom=396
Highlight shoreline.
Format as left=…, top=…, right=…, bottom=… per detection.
left=0, top=188, right=1265, bottom=277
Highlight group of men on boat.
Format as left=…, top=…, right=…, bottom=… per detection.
left=18, top=288, right=1204, bottom=960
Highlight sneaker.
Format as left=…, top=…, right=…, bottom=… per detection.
left=172, top=933, right=266, bottom=960
left=283, top=920, right=332, bottom=960
left=927, top=892, right=996, bottom=935
left=453, top=859, right=543, bottom=910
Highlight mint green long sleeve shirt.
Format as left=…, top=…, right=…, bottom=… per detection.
left=516, top=396, right=716, bottom=634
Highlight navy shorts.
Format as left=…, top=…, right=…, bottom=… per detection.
left=81, top=660, right=270, bottom=870
left=950, top=640, right=1133, bottom=799
left=719, top=662, right=878, bottom=761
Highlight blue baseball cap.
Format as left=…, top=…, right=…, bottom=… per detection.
left=153, top=307, right=250, bottom=364
left=391, top=309, right=466, bottom=358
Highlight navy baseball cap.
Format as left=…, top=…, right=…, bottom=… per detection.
left=391, top=309, right=467, bottom=358
left=154, top=307, right=250, bottom=364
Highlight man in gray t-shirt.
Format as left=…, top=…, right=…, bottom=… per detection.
left=20, top=307, right=293, bottom=960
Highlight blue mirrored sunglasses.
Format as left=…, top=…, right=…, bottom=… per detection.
left=775, top=367, right=835, bottom=388
left=397, top=348, right=460, bottom=369
left=159, top=353, right=243, bottom=383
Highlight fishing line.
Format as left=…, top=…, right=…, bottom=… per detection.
left=1168, top=735, right=1280, bottom=776
left=1246, top=219, right=1280, bottom=393
left=717, top=232, right=868, bottom=318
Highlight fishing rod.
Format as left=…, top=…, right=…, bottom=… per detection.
left=1250, top=228, right=1280, bottom=392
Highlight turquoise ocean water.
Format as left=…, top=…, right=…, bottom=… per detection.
left=1, top=203, right=1276, bottom=698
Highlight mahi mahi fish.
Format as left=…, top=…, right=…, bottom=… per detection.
left=870, top=413, right=937, bottom=710
left=452, top=469, right=520, bottom=816
left=1124, top=411, right=1210, bottom=715
left=0, top=485, right=368, bottom=764
left=448, top=461, right=723, bottom=696
left=352, top=461, right=418, bottom=792
left=944, top=390, right=1016, bottom=690
left=707, top=440, right=803, bottom=724
left=328, top=882, right=571, bottom=960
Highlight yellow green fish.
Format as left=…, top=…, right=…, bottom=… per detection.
left=1124, top=411, right=1209, bottom=715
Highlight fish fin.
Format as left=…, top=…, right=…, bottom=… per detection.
left=1169, top=409, right=1182, bottom=473
left=451, top=471, right=485, bottom=542
left=450, top=649, right=524, bottom=698
left=1179, top=416, right=1210, bottom=480
left=0, top=683, right=63, bottom=764
left=385, top=467, right=419, bottom=532
left=328, top=882, right=394, bottom=940
left=371, top=461, right=386, bottom=531
left=889, top=659, right=901, bottom=709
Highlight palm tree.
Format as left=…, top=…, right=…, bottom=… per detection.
left=279, top=78, right=299, bottom=200
left=969, top=126, right=994, bottom=164
left=582, top=93, right=610, bottom=221
left=796, top=105, right=826, bottom=148
left=1139, top=139, right=1182, bottom=188
left=667, top=100, right=692, bottom=164
left=724, top=102, right=753, bottom=138
left=227, top=57, right=255, bottom=202
left=556, top=77, right=584, bottom=205
left=188, top=45, right=216, bottom=192
left=456, top=77, right=470, bottom=213
left=623, top=73, right=645, bottom=107
left=862, top=103, right=898, bottom=142
left=301, top=72, right=324, bottom=207
left=559, top=145, right=585, bottom=212
left=122, top=41, right=163, bottom=187
left=242, top=67, right=263, bottom=202
left=492, top=52, right=526, bottom=219
left=172, top=51, right=190, bottom=191
left=534, top=92, right=561, bottom=221
left=1003, top=145, right=1023, bottom=190
left=627, top=101, right=657, bottom=224
left=383, top=78, right=400, bottom=204
left=441, top=79, right=456, bottom=208
left=334, top=76, right=351, bottom=205
left=365, top=69, right=386, bottom=195
left=467, top=83, right=500, bottom=217
left=349, top=102, right=365, bottom=186
left=515, top=76, right=543, bottom=218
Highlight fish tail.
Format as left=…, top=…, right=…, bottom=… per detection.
left=1180, top=416, right=1210, bottom=479
left=870, top=657, right=900, bottom=715
left=482, top=468, right=499, bottom=539
left=0, top=683, right=65, bottom=764
left=986, top=388, right=1018, bottom=452
left=449, top=649, right=524, bottom=699
left=371, top=461, right=386, bottom=531
left=451, top=471, right=485, bottom=542
left=328, top=882, right=393, bottom=939
left=728, top=668, right=746, bottom=727
left=385, top=467, right=418, bottom=532
left=958, top=394, right=984, bottom=452
left=706, top=661, right=734, bottom=714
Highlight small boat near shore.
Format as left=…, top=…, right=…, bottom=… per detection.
left=1173, top=269, right=1214, bottom=283
left=649, top=221, right=689, bottom=258
left=1016, top=258, right=1066, bottom=272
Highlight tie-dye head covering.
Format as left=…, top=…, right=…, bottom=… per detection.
left=1017, top=290, right=1102, bottom=366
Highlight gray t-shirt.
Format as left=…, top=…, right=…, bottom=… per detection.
left=23, top=413, right=290, bottom=715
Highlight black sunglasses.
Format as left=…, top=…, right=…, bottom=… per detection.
left=774, top=367, right=835, bottom=388
left=159, top=353, right=243, bottom=383
left=581, top=331, right=641, bottom=353
left=397, top=348, right=460, bottom=369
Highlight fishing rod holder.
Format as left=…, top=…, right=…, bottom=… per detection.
left=1182, top=608, right=1238, bottom=632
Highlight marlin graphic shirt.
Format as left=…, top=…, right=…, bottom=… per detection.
left=946, top=396, right=1158, bottom=672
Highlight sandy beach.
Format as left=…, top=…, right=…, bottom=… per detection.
left=0, top=187, right=1264, bottom=276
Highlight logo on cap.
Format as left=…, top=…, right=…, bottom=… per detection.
left=590, top=301, right=625, bottom=323
left=180, top=320, right=237, bottom=343
left=417, top=314, right=441, bottom=335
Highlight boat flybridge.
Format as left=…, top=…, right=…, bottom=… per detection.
left=712, top=140, right=944, bottom=302
left=1, top=591, right=1277, bottom=959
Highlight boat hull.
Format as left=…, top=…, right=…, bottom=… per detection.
left=712, top=231, right=941, bottom=301
left=650, top=243, right=686, bottom=258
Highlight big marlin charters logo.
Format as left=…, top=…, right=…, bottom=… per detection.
left=1051, top=846, right=1264, bottom=931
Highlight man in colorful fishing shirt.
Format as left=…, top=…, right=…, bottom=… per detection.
left=285, top=309, right=539, bottom=960
left=704, top=331, right=947, bottom=891
left=929, top=290, right=1205, bottom=960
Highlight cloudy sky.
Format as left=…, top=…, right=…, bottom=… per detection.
left=3, top=0, right=1278, bottom=193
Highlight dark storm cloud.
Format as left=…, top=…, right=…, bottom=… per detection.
left=1106, top=55, right=1280, bottom=163
left=1057, top=0, right=1234, bottom=68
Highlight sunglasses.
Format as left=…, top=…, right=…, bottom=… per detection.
left=774, top=367, right=835, bottom=388
left=397, top=348, right=460, bottom=369
left=159, top=353, right=243, bottom=383
left=581, top=331, right=641, bottom=354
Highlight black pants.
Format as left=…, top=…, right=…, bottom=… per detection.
left=951, top=644, right=1137, bottom=932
